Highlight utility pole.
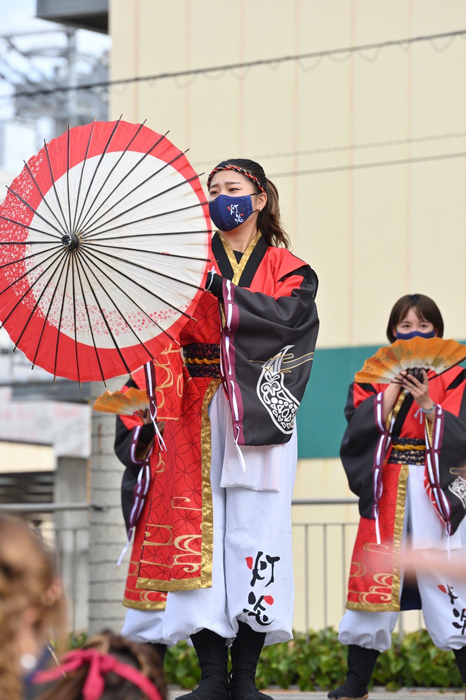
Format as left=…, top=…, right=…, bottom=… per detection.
left=65, top=28, right=78, bottom=131
left=6, top=28, right=108, bottom=137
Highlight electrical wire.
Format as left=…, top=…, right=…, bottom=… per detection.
left=3, top=28, right=466, bottom=101
left=268, top=150, right=466, bottom=179
left=191, top=131, right=466, bottom=167
left=4, top=37, right=58, bottom=88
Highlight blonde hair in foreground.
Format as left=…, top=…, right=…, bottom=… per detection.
left=0, top=513, right=66, bottom=700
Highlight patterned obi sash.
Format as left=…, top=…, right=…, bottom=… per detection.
left=387, top=437, right=426, bottom=466
left=183, top=343, right=221, bottom=378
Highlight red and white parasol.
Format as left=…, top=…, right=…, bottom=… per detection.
left=0, top=119, right=211, bottom=383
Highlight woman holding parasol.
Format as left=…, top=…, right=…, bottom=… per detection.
left=0, top=126, right=318, bottom=700
left=119, top=158, right=319, bottom=700
left=328, top=294, right=466, bottom=700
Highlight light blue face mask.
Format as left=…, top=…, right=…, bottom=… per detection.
left=396, top=330, right=436, bottom=340
left=209, top=194, right=255, bottom=232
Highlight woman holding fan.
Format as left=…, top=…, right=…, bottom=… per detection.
left=329, top=294, right=466, bottom=700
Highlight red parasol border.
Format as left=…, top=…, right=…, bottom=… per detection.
left=0, top=121, right=210, bottom=382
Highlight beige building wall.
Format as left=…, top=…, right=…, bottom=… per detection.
left=110, top=0, right=466, bottom=347
left=109, top=0, right=466, bottom=632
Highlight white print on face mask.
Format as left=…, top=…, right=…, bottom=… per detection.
left=229, top=203, right=244, bottom=224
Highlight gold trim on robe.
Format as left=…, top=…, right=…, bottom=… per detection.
left=346, top=463, right=409, bottom=612
left=123, top=591, right=167, bottom=611
left=219, top=231, right=261, bottom=284
left=136, top=378, right=221, bottom=592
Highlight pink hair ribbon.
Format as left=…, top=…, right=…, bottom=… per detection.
left=34, top=648, right=163, bottom=700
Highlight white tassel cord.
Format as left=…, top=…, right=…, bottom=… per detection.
left=150, top=404, right=166, bottom=451
left=145, top=360, right=166, bottom=451
left=206, top=265, right=217, bottom=290
left=234, top=425, right=247, bottom=473
left=116, top=460, right=150, bottom=567
left=375, top=509, right=381, bottom=545
left=117, top=528, right=134, bottom=568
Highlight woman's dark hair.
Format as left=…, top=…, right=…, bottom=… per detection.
left=210, top=158, right=290, bottom=248
left=386, top=294, right=444, bottom=343
left=36, top=632, right=167, bottom=700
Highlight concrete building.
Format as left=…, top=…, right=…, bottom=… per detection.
left=0, top=10, right=108, bottom=632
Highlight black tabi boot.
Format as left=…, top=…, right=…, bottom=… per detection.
left=328, top=645, right=380, bottom=700
left=176, top=629, right=230, bottom=700
left=453, top=646, right=466, bottom=699
left=230, top=621, right=273, bottom=700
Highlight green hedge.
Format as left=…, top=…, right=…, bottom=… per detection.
left=164, top=628, right=463, bottom=692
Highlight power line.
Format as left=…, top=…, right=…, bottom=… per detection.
left=0, top=56, right=44, bottom=90
left=3, top=38, right=59, bottom=90
left=269, top=150, right=466, bottom=179
left=4, top=28, right=466, bottom=101
left=0, top=30, right=65, bottom=39
left=191, top=131, right=466, bottom=167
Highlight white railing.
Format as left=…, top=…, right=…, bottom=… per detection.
left=292, top=498, right=424, bottom=639
left=292, top=498, right=359, bottom=634
left=1, top=499, right=423, bottom=637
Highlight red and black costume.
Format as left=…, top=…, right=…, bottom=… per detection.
left=116, top=232, right=318, bottom=606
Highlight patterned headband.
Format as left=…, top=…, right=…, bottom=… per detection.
left=207, top=165, right=268, bottom=194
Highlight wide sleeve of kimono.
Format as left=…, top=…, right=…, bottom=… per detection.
left=220, top=264, right=319, bottom=446
left=114, top=380, right=155, bottom=474
left=340, top=382, right=386, bottom=519
left=113, top=379, right=154, bottom=532
left=425, top=367, right=466, bottom=535
left=114, top=343, right=184, bottom=473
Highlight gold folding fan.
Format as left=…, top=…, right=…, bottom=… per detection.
left=355, top=337, right=466, bottom=384
left=93, top=387, right=149, bottom=416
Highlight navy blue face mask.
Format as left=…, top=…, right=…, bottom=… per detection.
left=209, top=194, right=255, bottom=232
left=396, top=329, right=436, bottom=340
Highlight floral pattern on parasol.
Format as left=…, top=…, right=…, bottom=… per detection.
left=0, top=119, right=211, bottom=382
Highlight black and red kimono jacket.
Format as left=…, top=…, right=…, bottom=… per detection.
left=117, top=231, right=319, bottom=605
left=341, top=365, right=466, bottom=612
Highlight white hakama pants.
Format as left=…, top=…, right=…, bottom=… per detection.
left=123, top=387, right=298, bottom=646
left=122, top=607, right=166, bottom=645
left=339, top=464, right=466, bottom=652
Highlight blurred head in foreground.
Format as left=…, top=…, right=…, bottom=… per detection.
left=34, top=631, right=167, bottom=700
left=0, top=513, right=65, bottom=700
